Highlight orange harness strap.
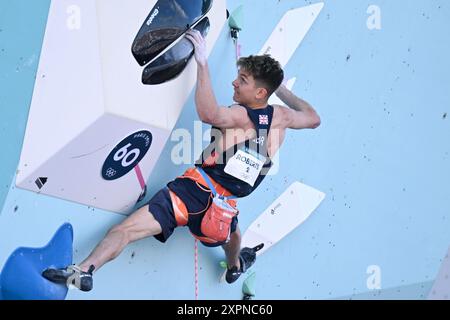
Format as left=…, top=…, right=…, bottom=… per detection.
left=179, top=167, right=237, bottom=207
left=169, top=190, right=218, bottom=244
left=168, top=190, right=188, bottom=227
left=169, top=167, right=237, bottom=244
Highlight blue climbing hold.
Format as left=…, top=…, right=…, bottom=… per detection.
left=0, top=223, right=73, bottom=300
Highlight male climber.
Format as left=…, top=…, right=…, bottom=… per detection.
left=43, top=29, right=321, bottom=292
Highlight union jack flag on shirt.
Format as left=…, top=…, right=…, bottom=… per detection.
left=259, top=114, right=269, bottom=125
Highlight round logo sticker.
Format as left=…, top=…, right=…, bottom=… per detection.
left=102, top=130, right=152, bottom=181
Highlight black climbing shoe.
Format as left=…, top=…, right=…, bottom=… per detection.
left=225, top=244, right=264, bottom=284
left=42, top=264, right=95, bottom=292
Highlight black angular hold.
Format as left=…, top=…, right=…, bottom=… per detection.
left=142, top=17, right=210, bottom=85
left=132, top=0, right=212, bottom=66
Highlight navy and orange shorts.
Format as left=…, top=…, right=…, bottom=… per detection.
left=146, top=177, right=238, bottom=247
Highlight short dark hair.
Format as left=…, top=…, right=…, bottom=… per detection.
left=237, top=54, right=284, bottom=98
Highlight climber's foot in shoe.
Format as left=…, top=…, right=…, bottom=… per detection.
left=225, top=244, right=263, bottom=284
left=225, top=257, right=243, bottom=284
left=42, top=264, right=95, bottom=292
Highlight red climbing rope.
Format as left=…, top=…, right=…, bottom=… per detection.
left=194, top=238, right=199, bottom=300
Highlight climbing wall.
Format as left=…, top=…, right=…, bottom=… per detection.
left=15, top=0, right=226, bottom=214
left=1, top=0, right=450, bottom=300
left=428, top=246, right=450, bottom=300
